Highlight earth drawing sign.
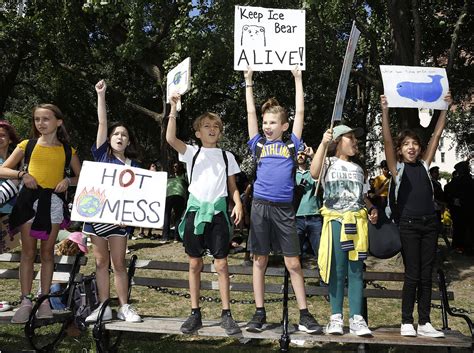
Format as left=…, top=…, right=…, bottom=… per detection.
left=234, top=6, right=306, bottom=71
left=166, top=57, right=191, bottom=110
left=380, top=65, right=450, bottom=110
left=71, top=161, right=167, bottom=228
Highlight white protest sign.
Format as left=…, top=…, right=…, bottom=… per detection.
left=71, top=161, right=167, bottom=228
left=234, top=6, right=305, bottom=71
left=380, top=65, right=449, bottom=110
left=332, top=22, right=360, bottom=122
left=166, top=57, right=191, bottom=111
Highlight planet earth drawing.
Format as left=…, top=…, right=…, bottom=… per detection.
left=76, top=194, right=102, bottom=217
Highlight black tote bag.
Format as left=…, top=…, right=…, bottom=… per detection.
left=368, top=213, right=401, bottom=259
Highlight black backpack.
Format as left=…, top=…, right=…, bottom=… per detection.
left=73, top=273, right=100, bottom=330
left=254, top=137, right=304, bottom=210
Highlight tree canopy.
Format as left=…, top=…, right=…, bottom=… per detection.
left=1, top=0, right=472, bottom=173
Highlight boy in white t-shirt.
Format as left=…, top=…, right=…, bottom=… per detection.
left=166, top=93, right=244, bottom=336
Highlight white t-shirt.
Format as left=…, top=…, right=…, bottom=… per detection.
left=322, top=157, right=365, bottom=212
left=179, top=145, right=240, bottom=202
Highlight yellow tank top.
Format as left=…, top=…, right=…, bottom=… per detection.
left=18, top=140, right=77, bottom=189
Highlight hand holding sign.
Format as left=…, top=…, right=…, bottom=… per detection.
left=291, top=65, right=302, bottom=79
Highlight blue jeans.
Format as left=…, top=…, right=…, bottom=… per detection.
left=296, top=215, right=322, bottom=259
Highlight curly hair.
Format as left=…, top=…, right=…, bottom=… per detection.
left=55, top=239, right=80, bottom=256
left=395, top=129, right=424, bottom=162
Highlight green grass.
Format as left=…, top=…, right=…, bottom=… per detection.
left=0, top=235, right=472, bottom=352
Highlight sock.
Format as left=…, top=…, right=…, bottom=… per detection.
left=191, top=308, right=201, bottom=316
left=256, top=307, right=265, bottom=315
left=221, top=309, right=231, bottom=317
left=299, top=308, right=309, bottom=316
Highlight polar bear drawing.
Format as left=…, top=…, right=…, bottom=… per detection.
left=241, top=25, right=266, bottom=47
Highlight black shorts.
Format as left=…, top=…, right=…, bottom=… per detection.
left=248, top=199, right=300, bottom=257
left=183, top=211, right=230, bottom=259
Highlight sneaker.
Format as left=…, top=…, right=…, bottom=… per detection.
left=417, top=322, right=445, bottom=338
left=349, top=315, right=372, bottom=336
left=11, top=298, right=32, bottom=324
left=36, top=299, right=54, bottom=319
left=298, top=312, right=323, bottom=334
left=220, top=312, right=241, bottom=335
left=117, top=304, right=142, bottom=323
left=326, top=313, right=344, bottom=335
left=400, top=323, right=417, bottom=337
left=0, top=301, right=12, bottom=312
left=246, top=310, right=266, bottom=332
left=85, top=303, right=112, bottom=323
left=180, top=313, right=202, bottom=334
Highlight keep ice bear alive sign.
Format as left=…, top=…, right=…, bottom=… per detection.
left=234, top=6, right=306, bottom=71
left=71, top=161, right=167, bottom=228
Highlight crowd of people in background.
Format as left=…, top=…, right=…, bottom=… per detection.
left=0, top=77, right=472, bottom=341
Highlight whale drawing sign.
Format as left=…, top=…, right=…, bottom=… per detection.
left=234, top=6, right=305, bottom=71
left=380, top=65, right=449, bottom=110
left=71, top=161, right=167, bottom=228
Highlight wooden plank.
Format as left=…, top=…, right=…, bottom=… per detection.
left=132, top=277, right=453, bottom=300
left=103, top=317, right=471, bottom=348
left=0, top=253, right=87, bottom=265
left=130, top=261, right=445, bottom=283
left=0, top=310, right=73, bottom=325
left=0, top=269, right=71, bottom=282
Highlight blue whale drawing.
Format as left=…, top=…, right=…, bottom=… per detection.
left=396, top=74, right=444, bottom=102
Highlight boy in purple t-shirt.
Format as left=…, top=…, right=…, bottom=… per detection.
left=243, top=68, right=322, bottom=334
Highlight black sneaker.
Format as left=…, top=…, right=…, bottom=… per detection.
left=220, top=313, right=241, bottom=335
left=246, top=311, right=266, bottom=332
left=180, top=313, right=203, bottom=334
left=298, top=312, right=323, bottom=334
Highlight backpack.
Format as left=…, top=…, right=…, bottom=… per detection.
left=23, top=138, right=73, bottom=177
left=189, top=146, right=228, bottom=185
left=73, top=273, right=100, bottom=330
left=254, top=137, right=304, bottom=210
left=189, top=146, right=230, bottom=202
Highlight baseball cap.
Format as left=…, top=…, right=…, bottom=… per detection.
left=332, top=124, right=364, bottom=140
left=68, top=231, right=88, bottom=254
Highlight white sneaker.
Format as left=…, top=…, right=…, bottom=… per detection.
left=326, top=313, right=343, bottom=335
left=400, top=323, right=417, bottom=337
left=117, top=304, right=142, bottom=323
left=85, top=303, right=112, bottom=323
left=0, top=301, right=12, bottom=312
left=417, top=322, right=445, bottom=338
left=349, top=315, right=372, bottom=336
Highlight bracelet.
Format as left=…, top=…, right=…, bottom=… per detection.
left=66, top=177, right=71, bottom=185
left=169, top=115, right=176, bottom=119
left=18, top=171, right=26, bottom=180
left=245, top=83, right=253, bottom=87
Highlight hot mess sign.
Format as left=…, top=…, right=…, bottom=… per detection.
left=234, top=6, right=306, bottom=71
left=71, top=161, right=167, bottom=228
